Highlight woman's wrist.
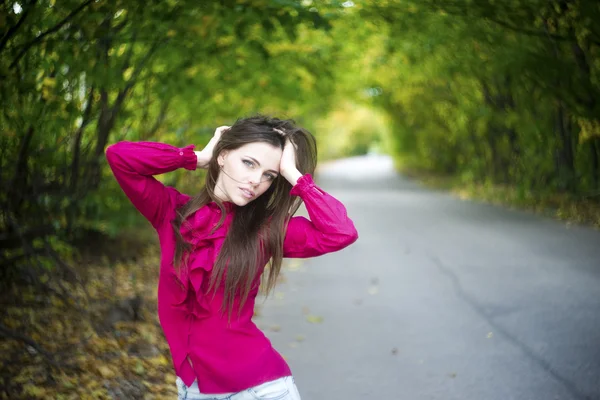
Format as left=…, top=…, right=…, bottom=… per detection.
left=281, top=168, right=303, bottom=186
left=194, top=150, right=211, bottom=169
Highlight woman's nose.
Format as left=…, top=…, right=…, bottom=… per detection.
left=248, top=172, right=262, bottom=186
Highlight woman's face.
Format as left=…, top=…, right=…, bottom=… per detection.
left=215, top=142, right=283, bottom=206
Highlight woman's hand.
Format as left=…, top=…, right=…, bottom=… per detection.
left=195, top=126, right=229, bottom=168
left=280, top=137, right=303, bottom=186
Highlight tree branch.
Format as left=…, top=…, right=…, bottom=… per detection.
left=0, top=0, right=38, bottom=55
left=482, top=15, right=589, bottom=45
left=69, top=86, right=95, bottom=194
left=9, top=0, right=95, bottom=69
left=146, top=99, right=170, bottom=138
left=379, top=3, right=599, bottom=46
left=8, top=125, right=35, bottom=211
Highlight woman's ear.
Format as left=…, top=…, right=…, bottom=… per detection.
left=217, top=150, right=228, bottom=167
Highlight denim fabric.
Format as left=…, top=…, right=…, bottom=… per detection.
left=176, top=376, right=301, bottom=400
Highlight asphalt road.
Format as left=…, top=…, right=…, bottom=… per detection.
left=256, top=155, right=600, bottom=400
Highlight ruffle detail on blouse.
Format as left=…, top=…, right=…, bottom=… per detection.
left=170, top=205, right=230, bottom=320
left=290, top=173, right=315, bottom=196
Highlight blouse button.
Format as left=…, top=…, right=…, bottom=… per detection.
left=179, top=151, right=184, bottom=156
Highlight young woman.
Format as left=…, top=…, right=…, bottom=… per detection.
left=106, top=115, right=358, bottom=399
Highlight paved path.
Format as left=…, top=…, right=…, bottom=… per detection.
left=256, top=155, right=600, bottom=400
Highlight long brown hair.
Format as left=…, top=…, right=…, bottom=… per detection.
left=171, top=115, right=317, bottom=316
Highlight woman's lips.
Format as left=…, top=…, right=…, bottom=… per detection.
left=239, top=187, right=255, bottom=199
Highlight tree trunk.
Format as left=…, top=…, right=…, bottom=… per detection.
left=591, top=138, right=600, bottom=190
left=66, top=87, right=95, bottom=234
left=9, top=126, right=35, bottom=215
left=555, top=101, right=575, bottom=191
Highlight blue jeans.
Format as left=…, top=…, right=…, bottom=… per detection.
left=176, top=376, right=302, bottom=400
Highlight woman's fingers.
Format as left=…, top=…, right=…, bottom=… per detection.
left=207, top=126, right=229, bottom=148
left=285, top=136, right=298, bottom=150
left=199, top=126, right=229, bottom=167
left=215, top=126, right=230, bottom=138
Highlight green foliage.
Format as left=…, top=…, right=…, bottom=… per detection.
left=316, top=102, right=390, bottom=159
left=357, top=0, right=600, bottom=197
left=2, top=0, right=599, bottom=283
left=0, top=0, right=343, bottom=285
left=3, top=1, right=600, bottom=395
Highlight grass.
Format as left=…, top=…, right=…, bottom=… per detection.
left=399, top=167, right=600, bottom=229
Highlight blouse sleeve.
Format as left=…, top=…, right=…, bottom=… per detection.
left=283, top=174, right=358, bottom=258
left=105, top=141, right=197, bottom=229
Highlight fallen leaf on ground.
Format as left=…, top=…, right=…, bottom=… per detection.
left=305, top=315, right=324, bottom=324
left=287, top=260, right=303, bottom=271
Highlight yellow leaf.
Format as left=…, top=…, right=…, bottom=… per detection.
left=216, top=35, right=235, bottom=47
left=59, top=374, right=76, bottom=389
left=42, top=77, right=56, bottom=88
left=305, top=315, right=323, bottom=324
left=97, top=365, right=115, bottom=378
left=149, top=355, right=169, bottom=367
left=287, top=259, right=303, bottom=271
left=185, top=66, right=198, bottom=78
left=123, top=67, right=133, bottom=81
left=22, top=384, right=47, bottom=398
left=367, top=285, right=379, bottom=295
left=134, top=360, right=145, bottom=375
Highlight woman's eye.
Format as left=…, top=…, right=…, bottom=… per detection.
left=264, top=173, right=276, bottom=181
left=242, top=159, right=253, bottom=167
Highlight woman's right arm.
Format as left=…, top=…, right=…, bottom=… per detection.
left=105, top=141, right=198, bottom=229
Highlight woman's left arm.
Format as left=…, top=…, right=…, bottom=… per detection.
left=283, top=174, right=358, bottom=258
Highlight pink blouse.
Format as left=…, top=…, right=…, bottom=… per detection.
left=105, top=141, right=358, bottom=394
